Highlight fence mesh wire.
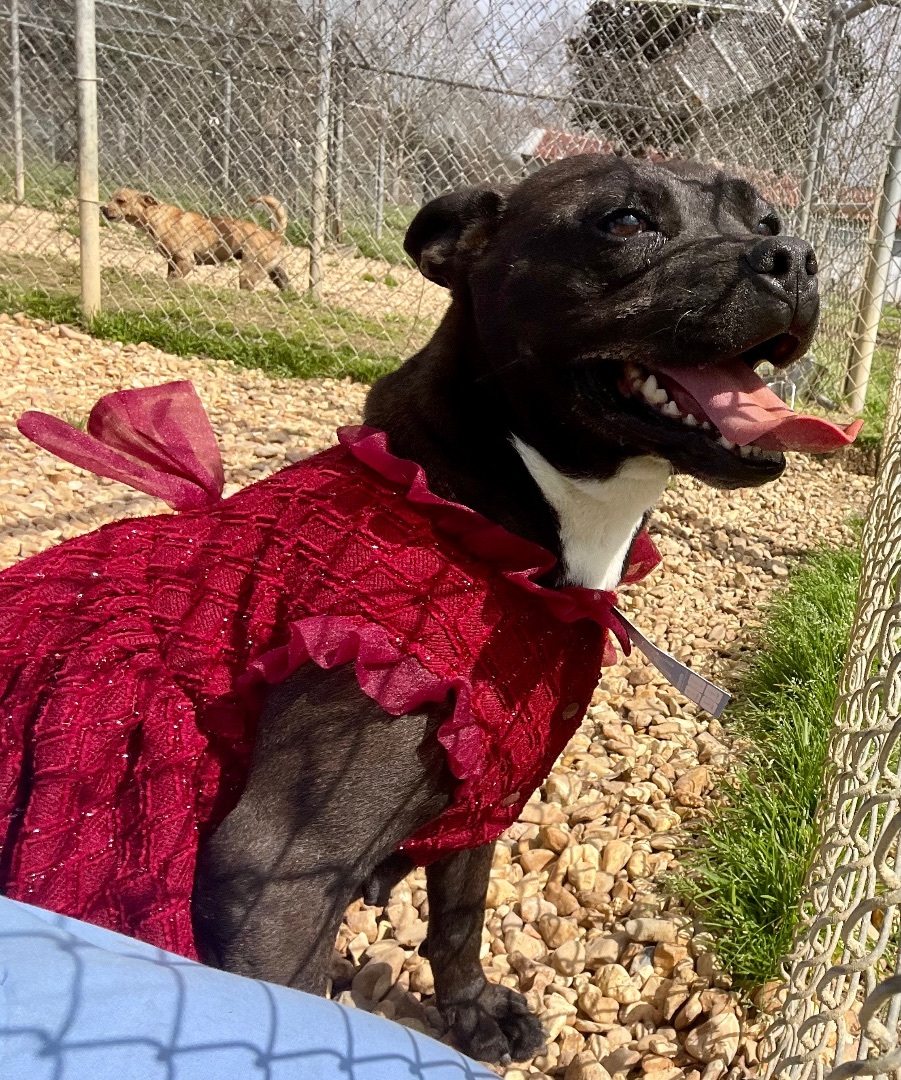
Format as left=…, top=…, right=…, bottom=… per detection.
left=0, top=0, right=899, bottom=422
left=3, top=5, right=901, bottom=1070
left=760, top=351, right=901, bottom=1080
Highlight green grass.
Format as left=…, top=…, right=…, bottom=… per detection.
left=91, top=308, right=398, bottom=382
left=0, top=156, right=77, bottom=214
left=671, top=545, right=861, bottom=989
left=813, top=336, right=894, bottom=453
left=0, top=257, right=412, bottom=383
left=344, top=205, right=416, bottom=265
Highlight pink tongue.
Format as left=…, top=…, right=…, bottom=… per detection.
left=656, top=360, right=862, bottom=452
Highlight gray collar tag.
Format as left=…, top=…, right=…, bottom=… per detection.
left=614, top=609, right=732, bottom=719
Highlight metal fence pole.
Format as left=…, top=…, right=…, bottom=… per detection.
left=844, top=80, right=901, bottom=412
left=307, top=0, right=332, bottom=296
left=327, top=38, right=345, bottom=243
left=327, top=99, right=345, bottom=241
left=374, top=113, right=386, bottom=240
left=10, top=0, right=24, bottom=204
left=221, top=77, right=232, bottom=197
left=798, top=11, right=842, bottom=239
left=75, top=0, right=101, bottom=319
left=221, top=11, right=234, bottom=198
left=797, top=1, right=900, bottom=241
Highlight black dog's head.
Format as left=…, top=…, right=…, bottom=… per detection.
left=404, top=155, right=827, bottom=489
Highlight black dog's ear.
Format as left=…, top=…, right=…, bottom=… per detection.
left=404, top=186, right=507, bottom=289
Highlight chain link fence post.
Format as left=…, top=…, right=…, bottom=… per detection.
left=307, top=0, right=333, bottom=298
left=9, top=0, right=24, bottom=204
left=798, top=5, right=843, bottom=241
left=220, top=11, right=234, bottom=200
left=845, top=80, right=901, bottom=412
left=327, top=37, right=345, bottom=243
left=75, top=0, right=100, bottom=319
left=374, top=99, right=386, bottom=241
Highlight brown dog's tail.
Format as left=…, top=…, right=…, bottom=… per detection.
left=251, top=195, right=288, bottom=234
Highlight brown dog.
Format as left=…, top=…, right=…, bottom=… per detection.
left=102, top=188, right=291, bottom=291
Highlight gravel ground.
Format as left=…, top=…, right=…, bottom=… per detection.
left=0, top=313, right=874, bottom=1079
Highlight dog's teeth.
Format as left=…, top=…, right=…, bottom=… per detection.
left=683, top=414, right=698, bottom=427
left=701, top=421, right=713, bottom=432
left=747, top=445, right=781, bottom=462
left=640, top=374, right=670, bottom=406
left=641, top=375, right=659, bottom=402
left=717, top=436, right=736, bottom=450
left=661, top=400, right=680, bottom=418
left=739, top=445, right=752, bottom=457
left=632, top=378, right=643, bottom=392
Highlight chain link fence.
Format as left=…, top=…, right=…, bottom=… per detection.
left=0, top=0, right=898, bottom=426
left=761, top=342, right=901, bottom=1080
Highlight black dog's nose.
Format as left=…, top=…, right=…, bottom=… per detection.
left=746, top=236, right=818, bottom=287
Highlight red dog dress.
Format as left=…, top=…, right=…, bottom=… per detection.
left=0, top=381, right=659, bottom=957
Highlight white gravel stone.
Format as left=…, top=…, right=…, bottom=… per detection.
left=683, top=1011, right=741, bottom=1064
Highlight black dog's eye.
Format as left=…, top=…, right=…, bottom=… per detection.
left=601, top=210, right=655, bottom=238
left=753, top=215, right=780, bottom=236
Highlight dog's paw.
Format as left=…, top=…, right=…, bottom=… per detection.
left=442, top=983, right=547, bottom=1064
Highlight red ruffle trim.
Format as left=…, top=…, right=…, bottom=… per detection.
left=237, top=615, right=479, bottom=784
left=238, top=427, right=661, bottom=803
left=239, top=616, right=463, bottom=718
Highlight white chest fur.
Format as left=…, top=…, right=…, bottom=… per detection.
left=513, top=439, right=670, bottom=591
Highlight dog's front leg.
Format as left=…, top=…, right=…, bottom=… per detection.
left=427, top=844, right=547, bottom=1064
left=193, top=663, right=450, bottom=993
left=166, top=254, right=192, bottom=279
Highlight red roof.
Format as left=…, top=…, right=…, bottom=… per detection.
left=737, top=171, right=878, bottom=219
left=514, top=127, right=617, bottom=161
left=739, top=170, right=802, bottom=208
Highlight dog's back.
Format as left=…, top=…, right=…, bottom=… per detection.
left=204, top=197, right=287, bottom=277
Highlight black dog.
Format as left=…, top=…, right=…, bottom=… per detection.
left=192, top=154, right=819, bottom=1064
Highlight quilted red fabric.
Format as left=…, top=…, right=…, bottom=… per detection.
left=0, top=382, right=660, bottom=958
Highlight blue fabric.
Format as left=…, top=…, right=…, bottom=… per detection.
left=0, top=897, right=495, bottom=1080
